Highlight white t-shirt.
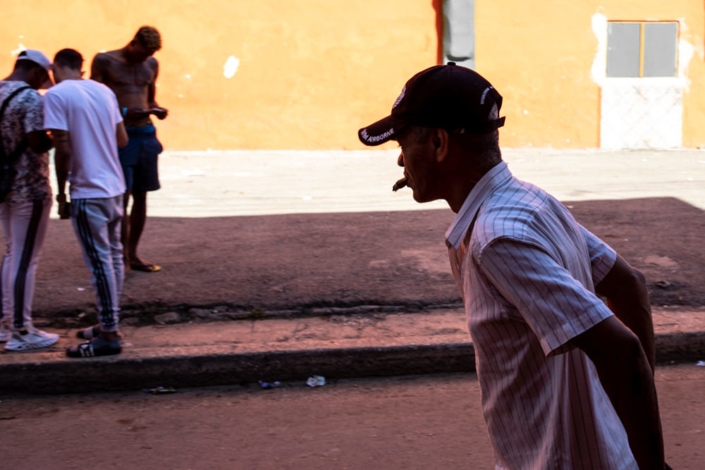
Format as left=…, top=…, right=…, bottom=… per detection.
left=44, top=79, right=125, bottom=199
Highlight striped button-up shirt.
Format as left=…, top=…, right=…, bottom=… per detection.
left=446, top=161, right=637, bottom=470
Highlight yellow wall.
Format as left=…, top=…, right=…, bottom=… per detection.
left=477, top=0, right=705, bottom=148
left=4, top=1, right=703, bottom=150
left=0, top=1, right=438, bottom=150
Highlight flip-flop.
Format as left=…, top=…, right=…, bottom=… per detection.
left=130, top=262, right=161, bottom=273
left=66, top=338, right=122, bottom=358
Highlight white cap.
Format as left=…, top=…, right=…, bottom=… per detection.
left=16, top=49, right=53, bottom=89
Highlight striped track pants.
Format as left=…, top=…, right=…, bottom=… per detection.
left=0, top=198, right=52, bottom=329
left=71, top=196, right=124, bottom=333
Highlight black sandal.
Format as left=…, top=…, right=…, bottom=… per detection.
left=66, top=338, right=122, bottom=358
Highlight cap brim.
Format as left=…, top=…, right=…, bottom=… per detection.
left=358, top=115, right=408, bottom=147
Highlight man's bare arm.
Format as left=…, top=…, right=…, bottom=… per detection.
left=50, top=130, right=71, bottom=196
left=90, top=53, right=109, bottom=83
left=27, top=130, right=53, bottom=153
left=116, top=121, right=128, bottom=148
left=572, top=317, right=665, bottom=470
left=147, top=58, right=168, bottom=120
left=596, top=256, right=655, bottom=372
left=147, top=58, right=159, bottom=107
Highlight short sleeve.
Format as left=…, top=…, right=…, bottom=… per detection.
left=43, top=90, right=69, bottom=131
left=478, top=238, right=613, bottom=356
left=580, top=225, right=617, bottom=286
left=22, top=90, right=45, bottom=133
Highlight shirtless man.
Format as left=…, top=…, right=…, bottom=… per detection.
left=91, top=26, right=167, bottom=273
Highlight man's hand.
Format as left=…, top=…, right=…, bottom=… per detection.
left=57, top=202, right=71, bottom=219
left=572, top=316, right=665, bottom=469
left=149, top=107, right=168, bottom=120
left=56, top=194, right=70, bottom=219
left=124, top=108, right=151, bottom=121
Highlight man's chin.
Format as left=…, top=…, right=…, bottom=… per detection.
left=411, top=190, right=438, bottom=204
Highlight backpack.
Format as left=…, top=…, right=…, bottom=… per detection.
left=0, top=85, right=31, bottom=202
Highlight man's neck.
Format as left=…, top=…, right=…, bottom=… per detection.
left=120, top=47, right=132, bottom=63
left=445, top=168, right=492, bottom=213
left=446, top=179, right=478, bottom=214
left=55, top=69, right=82, bottom=83
left=120, top=47, right=142, bottom=65
left=3, top=71, right=30, bottom=84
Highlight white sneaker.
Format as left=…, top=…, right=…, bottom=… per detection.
left=0, top=322, right=10, bottom=342
left=4, top=325, right=59, bottom=351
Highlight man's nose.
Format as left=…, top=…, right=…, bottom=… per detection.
left=397, top=152, right=404, bottom=167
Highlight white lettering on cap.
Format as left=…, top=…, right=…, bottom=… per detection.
left=393, top=86, right=406, bottom=109
left=361, top=128, right=395, bottom=143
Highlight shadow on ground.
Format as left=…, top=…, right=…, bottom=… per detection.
left=14, top=196, right=705, bottom=325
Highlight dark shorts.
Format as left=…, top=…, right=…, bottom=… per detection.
left=118, top=125, right=163, bottom=193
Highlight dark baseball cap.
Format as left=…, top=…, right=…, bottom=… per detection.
left=358, top=62, right=505, bottom=146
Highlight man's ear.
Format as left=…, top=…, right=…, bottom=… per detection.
left=430, top=128, right=450, bottom=163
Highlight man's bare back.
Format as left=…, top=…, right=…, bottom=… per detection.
left=91, top=49, right=166, bottom=127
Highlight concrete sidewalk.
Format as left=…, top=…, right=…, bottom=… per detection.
left=148, top=148, right=705, bottom=217
left=2, top=306, right=704, bottom=394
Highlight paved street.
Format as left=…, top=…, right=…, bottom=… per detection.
left=2, top=365, right=704, bottom=470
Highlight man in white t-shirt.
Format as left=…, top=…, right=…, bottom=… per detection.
left=44, top=48, right=128, bottom=358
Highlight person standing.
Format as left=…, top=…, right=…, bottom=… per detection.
left=91, top=25, right=167, bottom=274
left=44, top=48, right=128, bottom=358
left=0, top=50, right=58, bottom=351
left=358, top=63, right=668, bottom=469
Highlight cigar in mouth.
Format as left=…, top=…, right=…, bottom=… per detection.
left=392, top=177, right=408, bottom=192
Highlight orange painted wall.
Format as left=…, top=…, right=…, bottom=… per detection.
left=0, top=1, right=438, bottom=150
left=5, top=1, right=702, bottom=150
left=476, top=0, right=705, bottom=148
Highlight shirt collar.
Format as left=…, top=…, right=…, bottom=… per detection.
left=445, top=161, right=513, bottom=249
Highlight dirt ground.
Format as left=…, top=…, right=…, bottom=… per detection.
left=2, top=149, right=702, bottom=323
left=23, top=194, right=705, bottom=327
left=568, top=196, right=705, bottom=307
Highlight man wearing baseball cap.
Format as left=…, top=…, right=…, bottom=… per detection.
left=0, top=49, right=56, bottom=351
left=10, top=50, right=54, bottom=91
left=359, top=63, right=668, bottom=469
